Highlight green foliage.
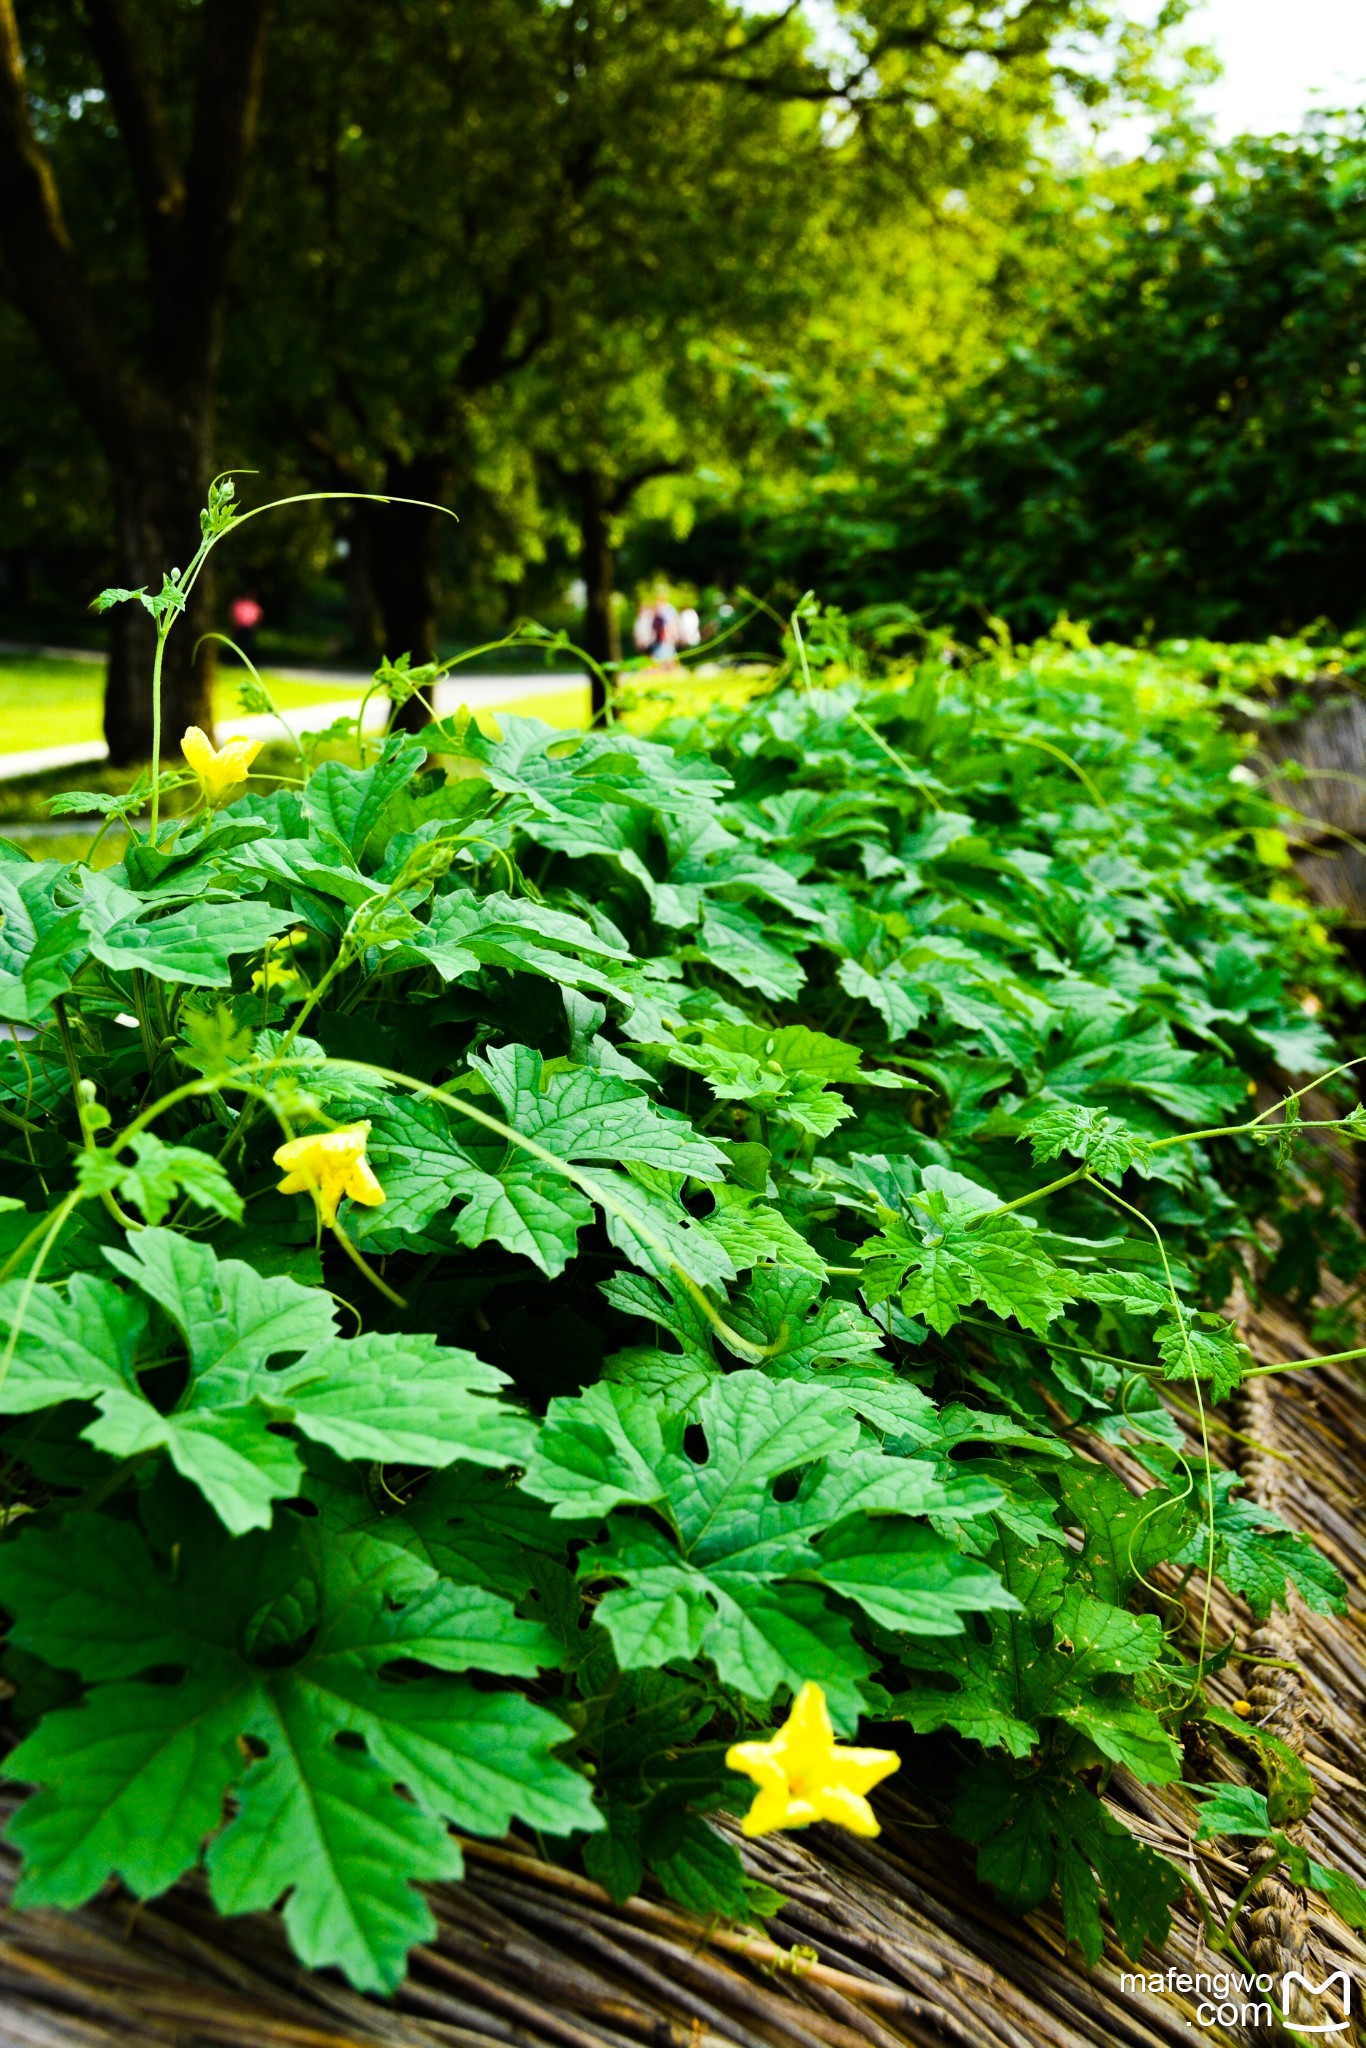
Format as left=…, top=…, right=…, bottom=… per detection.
left=0, top=0, right=1212, bottom=737
left=698, top=114, right=1366, bottom=641
left=0, top=1507, right=594, bottom=1991
left=1194, top=1784, right=1366, bottom=1933
left=956, top=1756, right=1185, bottom=1966
left=0, top=566, right=1360, bottom=1992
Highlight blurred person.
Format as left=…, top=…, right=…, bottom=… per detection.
left=651, top=597, right=679, bottom=664
left=632, top=600, right=656, bottom=655
left=229, top=593, right=264, bottom=660
left=678, top=604, right=701, bottom=650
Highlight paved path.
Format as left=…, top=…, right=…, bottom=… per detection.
left=0, top=662, right=588, bottom=783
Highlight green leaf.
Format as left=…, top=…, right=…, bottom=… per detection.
left=397, top=1465, right=579, bottom=1599
left=88, top=898, right=295, bottom=987
left=552, top=1373, right=1003, bottom=1722
left=276, top=1330, right=535, bottom=1470
left=77, top=1133, right=243, bottom=1227
left=835, top=957, right=930, bottom=1040
left=73, top=1234, right=529, bottom=1530
left=359, top=1058, right=728, bottom=1281
left=722, top=1266, right=889, bottom=1373
left=48, top=789, right=140, bottom=818
left=1154, top=1308, right=1252, bottom=1401
left=104, top=1228, right=337, bottom=1385
left=523, top=1381, right=670, bottom=1520
left=659, top=1020, right=904, bottom=1137
left=452, top=1157, right=595, bottom=1277
left=955, top=1759, right=1183, bottom=1965
left=815, top=1518, right=1019, bottom=1634
left=859, top=1174, right=1077, bottom=1336
left=700, top=1186, right=826, bottom=1275
left=0, top=867, right=84, bottom=1023
left=82, top=1394, right=304, bottom=1535
left=1041, top=1017, right=1244, bottom=1129
left=695, top=900, right=805, bottom=1001
left=177, top=1002, right=257, bottom=1077
left=1023, top=1103, right=1154, bottom=1177
left=0, top=1512, right=595, bottom=1994
left=1054, top=1463, right=1196, bottom=1604
left=418, top=889, right=631, bottom=999
left=650, top=1814, right=755, bottom=1919
left=304, top=733, right=428, bottom=858
left=1203, top=1702, right=1315, bottom=1825
left=474, top=1043, right=726, bottom=1180
left=0, top=1273, right=146, bottom=1415
left=1192, top=1783, right=1366, bottom=1931
left=897, top=1529, right=1182, bottom=1782
left=1174, top=1472, right=1347, bottom=1621
left=6, top=1674, right=251, bottom=1905
left=595, top=1165, right=737, bottom=1292
left=1192, top=1783, right=1274, bottom=1840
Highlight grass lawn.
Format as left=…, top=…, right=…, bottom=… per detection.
left=0, top=654, right=762, bottom=862
left=0, top=653, right=376, bottom=754
left=0, top=656, right=107, bottom=754
left=0, top=652, right=599, bottom=754
left=0, top=652, right=765, bottom=757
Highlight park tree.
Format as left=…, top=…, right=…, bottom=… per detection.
left=0, top=302, right=108, bottom=612
left=0, top=0, right=1188, bottom=744
left=703, top=110, right=1366, bottom=640
left=234, top=0, right=1183, bottom=692
left=0, top=0, right=270, bottom=759
left=237, top=0, right=833, bottom=690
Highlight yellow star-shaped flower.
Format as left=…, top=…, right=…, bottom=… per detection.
left=181, top=725, right=263, bottom=804
left=726, top=1682, right=900, bottom=1838
left=273, top=1122, right=386, bottom=1228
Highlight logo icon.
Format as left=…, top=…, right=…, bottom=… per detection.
left=1282, top=1969, right=1352, bottom=2035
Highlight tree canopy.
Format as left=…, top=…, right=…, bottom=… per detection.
left=0, top=0, right=1191, bottom=741
left=660, top=111, right=1366, bottom=641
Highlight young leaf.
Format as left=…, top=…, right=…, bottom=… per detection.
left=1023, top=1103, right=1154, bottom=1177
left=1174, top=1472, right=1346, bottom=1620
left=1154, top=1308, right=1253, bottom=1402
left=76, top=1134, right=244, bottom=1227
left=859, top=1179, right=1077, bottom=1336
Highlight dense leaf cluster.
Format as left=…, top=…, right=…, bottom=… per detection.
left=0, top=616, right=1361, bottom=1990
left=666, top=115, right=1366, bottom=644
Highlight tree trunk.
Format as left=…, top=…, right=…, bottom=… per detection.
left=1, top=547, right=32, bottom=607
left=341, top=510, right=383, bottom=667
left=574, top=470, right=617, bottom=720
left=365, top=455, right=451, bottom=731
left=103, top=438, right=216, bottom=764
left=371, top=501, right=441, bottom=667
left=0, top=0, right=270, bottom=763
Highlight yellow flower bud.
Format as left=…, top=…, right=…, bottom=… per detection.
left=726, top=1682, right=899, bottom=1838
left=273, top=1122, right=385, bottom=1228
